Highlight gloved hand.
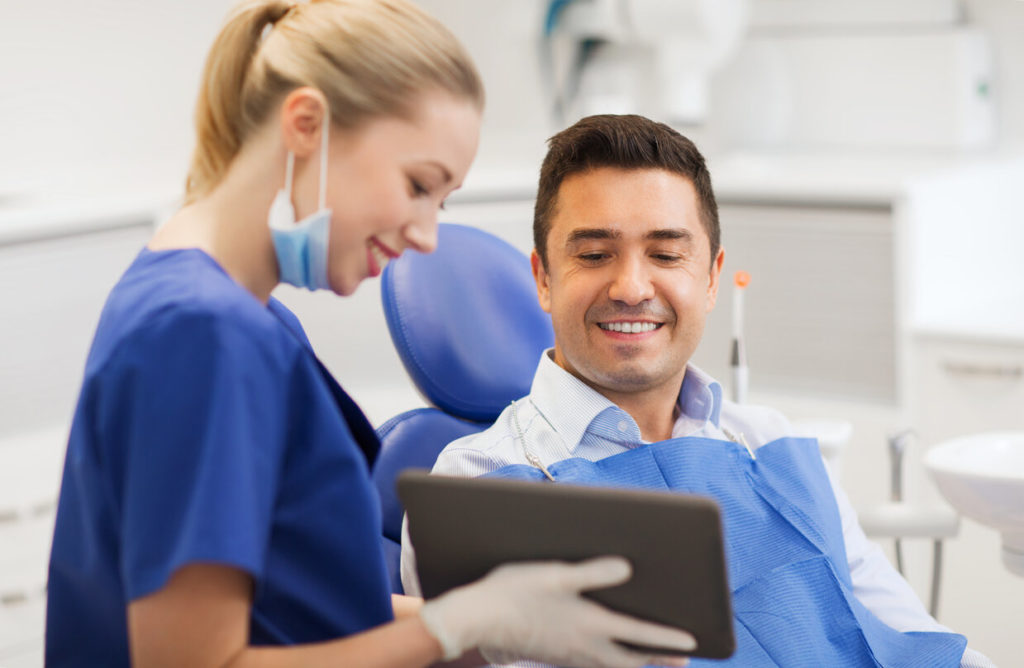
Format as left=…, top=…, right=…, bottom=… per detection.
left=418, top=556, right=696, bottom=668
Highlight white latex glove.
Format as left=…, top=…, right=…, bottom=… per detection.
left=418, top=556, right=696, bottom=668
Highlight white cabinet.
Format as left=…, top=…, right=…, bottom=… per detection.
left=0, top=224, right=153, bottom=439
left=693, top=202, right=898, bottom=404
left=910, top=334, right=1024, bottom=452
left=900, top=333, right=1024, bottom=666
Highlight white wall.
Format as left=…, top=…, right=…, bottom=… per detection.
left=0, top=1, right=236, bottom=200
left=5, top=0, right=1024, bottom=202
left=419, top=0, right=1024, bottom=162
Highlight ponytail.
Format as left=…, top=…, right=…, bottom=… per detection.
left=185, top=1, right=292, bottom=203
left=183, top=0, right=484, bottom=206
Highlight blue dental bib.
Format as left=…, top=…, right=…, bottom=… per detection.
left=487, top=436, right=966, bottom=667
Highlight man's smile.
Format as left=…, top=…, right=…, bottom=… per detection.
left=597, top=321, right=662, bottom=333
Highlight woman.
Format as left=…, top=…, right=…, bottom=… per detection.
left=45, top=1, right=696, bottom=666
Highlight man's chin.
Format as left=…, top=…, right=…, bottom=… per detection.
left=586, top=364, right=668, bottom=393
left=558, top=349, right=684, bottom=394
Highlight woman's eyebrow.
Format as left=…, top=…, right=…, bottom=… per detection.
left=423, top=160, right=453, bottom=184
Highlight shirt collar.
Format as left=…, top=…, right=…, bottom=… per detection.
left=678, top=363, right=723, bottom=427
left=530, top=351, right=621, bottom=452
left=528, top=350, right=724, bottom=451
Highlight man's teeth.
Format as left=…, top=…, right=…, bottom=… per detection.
left=599, top=321, right=659, bottom=333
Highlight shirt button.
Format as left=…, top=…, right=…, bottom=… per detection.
left=617, top=420, right=629, bottom=432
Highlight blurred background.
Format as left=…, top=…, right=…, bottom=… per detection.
left=2, top=1, right=1024, bottom=665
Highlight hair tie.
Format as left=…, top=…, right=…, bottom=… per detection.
left=261, top=2, right=295, bottom=42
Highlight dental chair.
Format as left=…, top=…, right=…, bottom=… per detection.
left=373, top=223, right=554, bottom=593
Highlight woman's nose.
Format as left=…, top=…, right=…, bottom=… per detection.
left=403, top=213, right=439, bottom=254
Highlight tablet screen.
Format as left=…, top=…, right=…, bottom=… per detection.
left=399, top=470, right=735, bottom=659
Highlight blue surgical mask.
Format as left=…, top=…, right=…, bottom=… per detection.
left=268, top=119, right=333, bottom=291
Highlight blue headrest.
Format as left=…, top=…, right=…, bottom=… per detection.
left=381, top=224, right=554, bottom=422
left=373, top=407, right=487, bottom=542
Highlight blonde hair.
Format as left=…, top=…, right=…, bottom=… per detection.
left=184, top=0, right=484, bottom=203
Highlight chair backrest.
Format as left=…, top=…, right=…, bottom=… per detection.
left=374, top=223, right=553, bottom=592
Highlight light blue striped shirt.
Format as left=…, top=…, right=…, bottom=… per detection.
left=401, top=351, right=992, bottom=668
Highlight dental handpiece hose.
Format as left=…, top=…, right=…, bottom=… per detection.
left=731, top=271, right=750, bottom=404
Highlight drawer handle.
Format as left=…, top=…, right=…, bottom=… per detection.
left=942, top=361, right=1023, bottom=379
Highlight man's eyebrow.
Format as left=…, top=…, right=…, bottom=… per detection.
left=565, top=227, right=695, bottom=245
left=566, top=228, right=620, bottom=244
left=647, top=228, right=694, bottom=242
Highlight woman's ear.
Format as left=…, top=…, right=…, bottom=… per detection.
left=279, top=87, right=328, bottom=158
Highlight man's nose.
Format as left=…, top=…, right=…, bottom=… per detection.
left=607, top=256, right=655, bottom=305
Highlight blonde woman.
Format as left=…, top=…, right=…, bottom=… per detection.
left=44, top=1, right=696, bottom=667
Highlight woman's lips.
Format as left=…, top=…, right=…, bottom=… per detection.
left=367, top=238, right=400, bottom=278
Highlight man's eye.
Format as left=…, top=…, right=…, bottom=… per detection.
left=578, top=253, right=608, bottom=262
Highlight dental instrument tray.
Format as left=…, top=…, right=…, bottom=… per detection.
left=398, top=470, right=735, bottom=659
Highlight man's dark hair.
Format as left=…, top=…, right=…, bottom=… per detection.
left=533, top=114, right=720, bottom=269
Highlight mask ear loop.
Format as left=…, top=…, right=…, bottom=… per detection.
left=283, top=151, right=295, bottom=197
left=317, top=112, right=329, bottom=210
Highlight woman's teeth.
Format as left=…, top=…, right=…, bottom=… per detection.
left=370, top=242, right=390, bottom=270
left=599, top=321, right=659, bottom=333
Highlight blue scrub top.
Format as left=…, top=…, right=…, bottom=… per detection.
left=46, top=248, right=393, bottom=666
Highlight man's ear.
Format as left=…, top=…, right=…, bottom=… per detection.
left=279, top=87, right=328, bottom=158
left=531, top=249, right=553, bottom=314
left=706, top=246, right=725, bottom=312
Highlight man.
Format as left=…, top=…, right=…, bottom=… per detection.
left=401, top=114, right=991, bottom=667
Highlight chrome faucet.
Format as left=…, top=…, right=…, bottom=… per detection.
left=887, top=429, right=914, bottom=574
left=888, top=428, right=914, bottom=504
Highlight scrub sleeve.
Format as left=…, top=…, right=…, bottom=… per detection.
left=111, top=308, right=286, bottom=600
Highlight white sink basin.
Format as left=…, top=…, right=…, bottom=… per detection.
left=925, top=432, right=1024, bottom=576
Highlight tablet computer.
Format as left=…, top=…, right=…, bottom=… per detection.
left=398, top=470, right=735, bottom=659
